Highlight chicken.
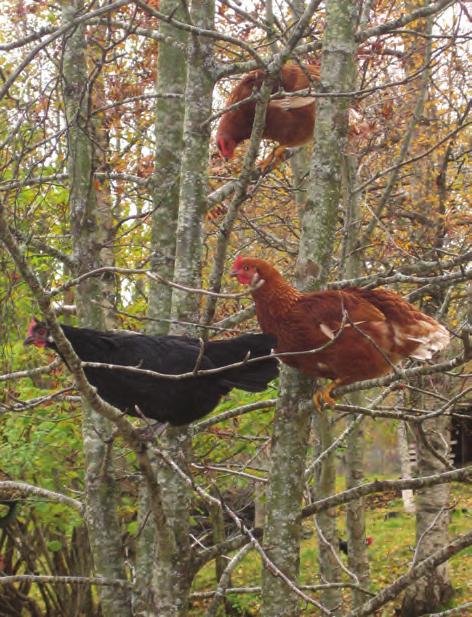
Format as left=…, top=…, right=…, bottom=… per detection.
left=216, top=63, right=320, bottom=170
left=339, top=536, right=373, bottom=555
left=230, top=257, right=450, bottom=409
left=24, top=319, right=278, bottom=425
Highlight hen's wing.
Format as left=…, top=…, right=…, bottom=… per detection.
left=293, top=289, right=387, bottom=339
left=269, top=96, right=316, bottom=111
left=268, top=290, right=391, bottom=382
left=352, top=288, right=449, bottom=359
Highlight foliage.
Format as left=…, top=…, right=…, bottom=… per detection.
left=0, top=0, right=470, bottom=615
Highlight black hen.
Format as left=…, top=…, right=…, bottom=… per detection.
left=24, top=319, right=278, bottom=425
left=338, top=536, right=373, bottom=555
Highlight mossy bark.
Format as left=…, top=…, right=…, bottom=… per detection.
left=145, top=1, right=215, bottom=615
left=261, top=368, right=313, bottom=617
left=62, top=2, right=131, bottom=616
left=299, top=0, right=358, bottom=612
left=148, top=0, right=188, bottom=336
left=135, top=4, right=188, bottom=614
left=170, top=0, right=215, bottom=334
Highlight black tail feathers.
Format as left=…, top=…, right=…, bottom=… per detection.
left=205, top=334, right=278, bottom=392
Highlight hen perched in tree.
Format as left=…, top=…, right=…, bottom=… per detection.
left=338, top=536, right=373, bottom=555
left=24, top=319, right=278, bottom=425
left=230, top=257, right=450, bottom=409
left=216, top=63, right=320, bottom=170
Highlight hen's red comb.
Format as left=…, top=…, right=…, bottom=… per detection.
left=233, top=255, right=244, bottom=267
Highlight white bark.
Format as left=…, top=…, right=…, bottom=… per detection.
left=397, top=420, right=416, bottom=514
left=61, top=2, right=131, bottom=615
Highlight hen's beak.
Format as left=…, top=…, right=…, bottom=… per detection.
left=24, top=336, right=34, bottom=345
left=229, top=269, right=238, bottom=277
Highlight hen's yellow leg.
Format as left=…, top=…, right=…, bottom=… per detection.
left=258, top=146, right=287, bottom=173
left=313, top=380, right=341, bottom=412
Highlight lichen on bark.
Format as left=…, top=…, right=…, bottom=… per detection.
left=61, top=2, right=131, bottom=615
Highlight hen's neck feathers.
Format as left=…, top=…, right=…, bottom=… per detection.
left=252, top=270, right=301, bottom=316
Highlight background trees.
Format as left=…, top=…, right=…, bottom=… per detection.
left=0, top=1, right=470, bottom=616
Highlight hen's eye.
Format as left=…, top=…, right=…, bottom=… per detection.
left=243, top=265, right=250, bottom=271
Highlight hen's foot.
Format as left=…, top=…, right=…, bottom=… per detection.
left=312, top=380, right=341, bottom=412
left=258, top=146, right=286, bottom=173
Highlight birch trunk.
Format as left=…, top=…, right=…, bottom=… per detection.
left=342, top=152, right=371, bottom=605
left=397, top=420, right=416, bottom=514
left=149, top=2, right=215, bottom=614
left=299, top=0, right=358, bottom=611
left=61, top=2, right=131, bottom=616
left=135, top=4, right=188, bottom=613
left=148, top=0, right=187, bottom=336
left=170, top=0, right=214, bottom=334
left=261, top=368, right=313, bottom=617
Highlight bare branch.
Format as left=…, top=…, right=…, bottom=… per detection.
left=0, top=358, right=61, bottom=382
left=0, top=481, right=82, bottom=513
left=347, top=529, right=472, bottom=616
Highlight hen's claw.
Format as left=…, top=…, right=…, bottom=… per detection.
left=312, top=380, right=340, bottom=412
left=258, top=146, right=287, bottom=173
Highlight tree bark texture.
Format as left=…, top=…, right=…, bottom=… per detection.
left=401, top=412, right=453, bottom=616
left=298, top=0, right=357, bottom=280
left=149, top=2, right=215, bottom=614
left=152, top=428, right=193, bottom=617
left=345, top=412, right=371, bottom=605
left=136, top=4, right=188, bottom=614
left=311, top=411, right=342, bottom=613
left=148, top=0, right=188, bottom=336
left=170, top=0, right=215, bottom=334
left=61, top=2, right=132, bottom=616
left=342, top=153, right=371, bottom=604
left=299, top=0, right=358, bottom=611
left=261, top=367, right=313, bottom=617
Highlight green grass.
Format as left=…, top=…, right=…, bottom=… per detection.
left=190, top=481, right=472, bottom=615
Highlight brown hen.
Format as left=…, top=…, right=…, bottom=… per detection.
left=231, top=257, right=450, bottom=409
left=216, top=63, right=320, bottom=170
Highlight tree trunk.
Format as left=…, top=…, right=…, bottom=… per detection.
left=148, top=0, right=188, bottom=336
left=342, top=151, right=371, bottom=606
left=400, top=9, right=453, bottom=612
left=397, top=419, right=416, bottom=514
left=149, top=1, right=215, bottom=614
left=170, top=0, right=215, bottom=334
left=401, top=410, right=453, bottom=616
left=311, top=411, right=341, bottom=613
left=261, top=368, right=313, bottom=617
left=299, top=0, right=358, bottom=611
left=153, top=427, right=193, bottom=617
left=135, top=3, right=188, bottom=614
left=345, top=413, right=371, bottom=605
left=61, top=2, right=131, bottom=616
